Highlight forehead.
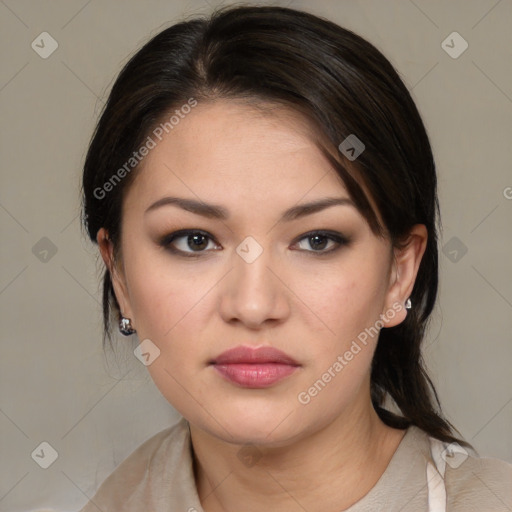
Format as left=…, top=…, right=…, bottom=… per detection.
left=126, top=99, right=348, bottom=208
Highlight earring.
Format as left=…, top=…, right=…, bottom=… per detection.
left=119, top=316, right=136, bottom=336
left=405, top=298, right=412, bottom=310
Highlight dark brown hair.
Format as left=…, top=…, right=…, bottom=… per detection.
left=81, top=5, right=469, bottom=447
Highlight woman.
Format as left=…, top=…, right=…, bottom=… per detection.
left=79, top=5, right=511, bottom=511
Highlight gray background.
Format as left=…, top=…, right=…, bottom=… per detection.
left=1, top=1, right=511, bottom=511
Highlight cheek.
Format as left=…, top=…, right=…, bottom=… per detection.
left=124, top=241, right=208, bottom=338
left=123, top=249, right=220, bottom=399
left=291, top=259, right=389, bottom=412
left=292, top=272, right=382, bottom=420
left=298, top=261, right=386, bottom=348
left=125, top=259, right=215, bottom=419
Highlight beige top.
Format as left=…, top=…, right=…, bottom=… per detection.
left=79, top=417, right=512, bottom=511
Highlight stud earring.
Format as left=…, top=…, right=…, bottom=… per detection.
left=405, top=298, right=412, bottom=310
left=119, top=316, right=136, bottom=336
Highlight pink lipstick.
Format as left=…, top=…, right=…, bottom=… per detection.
left=210, top=346, right=300, bottom=388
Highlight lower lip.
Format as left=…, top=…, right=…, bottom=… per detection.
left=212, top=363, right=298, bottom=388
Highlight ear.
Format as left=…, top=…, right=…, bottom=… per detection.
left=96, top=227, right=136, bottom=326
left=382, top=224, right=428, bottom=327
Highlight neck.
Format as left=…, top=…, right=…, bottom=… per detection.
left=189, top=399, right=406, bottom=512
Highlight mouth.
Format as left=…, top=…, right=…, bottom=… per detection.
left=209, top=345, right=300, bottom=389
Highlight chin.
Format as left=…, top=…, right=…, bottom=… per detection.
left=191, top=400, right=308, bottom=447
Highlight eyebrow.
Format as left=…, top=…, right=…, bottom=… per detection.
left=144, top=196, right=355, bottom=222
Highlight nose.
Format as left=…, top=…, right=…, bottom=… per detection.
left=218, top=239, right=291, bottom=330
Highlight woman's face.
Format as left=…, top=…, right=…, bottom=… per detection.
left=102, top=99, right=416, bottom=446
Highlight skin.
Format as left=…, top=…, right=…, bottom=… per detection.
left=97, top=99, right=427, bottom=511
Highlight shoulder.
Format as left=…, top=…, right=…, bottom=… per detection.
left=79, top=417, right=192, bottom=511
left=124, top=416, right=189, bottom=464
left=402, top=427, right=511, bottom=510
left=417, top=428, right=512, bottom=511
left=444, top=450, right=512, bottom=510
left=105, top=416, right=189, bottom=478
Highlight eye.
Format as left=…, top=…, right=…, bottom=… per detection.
left=293, top=231, right=348, bottom=254
left=159, top=229, right=348, bottom=257
left=159, top=230, right=219, bottom=256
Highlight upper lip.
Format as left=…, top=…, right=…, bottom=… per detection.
left=210, top=346, right=300, bottom=366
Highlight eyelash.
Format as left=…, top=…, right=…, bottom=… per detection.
left=158, top=229, right=349, bottom=258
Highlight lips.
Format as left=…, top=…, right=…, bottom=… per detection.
left=211, top=346, right=299, bottom=366
left=210, top=346, right=300, bottom=388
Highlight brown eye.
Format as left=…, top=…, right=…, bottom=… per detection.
left=294, top=231, right=348, bottom=254
left=159, top=229, right=348, bottom=258
left=160, top=230, right=219, bottom=256
left=186, top=233, right=209, bottom=250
